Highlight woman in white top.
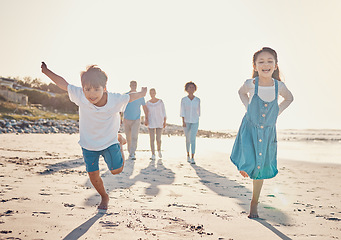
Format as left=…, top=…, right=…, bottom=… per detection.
left=145, top=88, right=166, bottom=160
left=180, top=82, right=200, bottom=164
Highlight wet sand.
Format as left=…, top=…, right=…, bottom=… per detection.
left=0, top=133, right=340, bottom=239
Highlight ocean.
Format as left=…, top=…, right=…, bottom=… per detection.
left=136, top=129, right=341, bottom=165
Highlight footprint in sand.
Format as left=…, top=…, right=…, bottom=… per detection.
left=63, top=203, right=75, bottom=207
left=100, top=220, right=120, bottom=228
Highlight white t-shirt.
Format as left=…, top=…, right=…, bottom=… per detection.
left=146, top=99, right=166, bottom=129
left=238, top=79, right=294, bottom=115
left=68, top=84, right=130, bottom=151
left=180, top=96, right=201, bottom=123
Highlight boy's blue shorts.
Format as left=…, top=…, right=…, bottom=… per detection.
left=82, top=143, right=123, bottom=172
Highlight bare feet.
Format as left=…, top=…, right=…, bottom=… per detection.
left=118, top=134, right=127, bottom=145
left=248, top=200, right=259, bottom=218
left=98, top=193, right=109, bottom=210
left=239, top=170, right=249, bottom=178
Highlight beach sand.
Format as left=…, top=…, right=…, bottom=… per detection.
left=0, top=133, right=340, bottom=239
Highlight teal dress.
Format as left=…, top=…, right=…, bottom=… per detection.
left=230, top=77, right=279, bottom=180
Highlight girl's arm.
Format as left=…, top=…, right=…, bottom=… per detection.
left=41, top=62, right=69, bottom=91
left=238, top=82, right=250, bottom=109
left=278, top=83, right=294, bottom=115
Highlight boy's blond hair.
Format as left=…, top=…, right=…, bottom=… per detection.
left=80, top=65, right=108, bottom=88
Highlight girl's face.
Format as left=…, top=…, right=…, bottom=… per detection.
left=186, top=84, right=196, bottom=94
left=149, top=89, right=156, bottom=98
left=253, top=51, right=277, bottom=79
left=83, top=85, right=106, bottom=106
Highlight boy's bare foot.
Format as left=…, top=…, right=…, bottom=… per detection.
left=98, top=193, right=109, bottom=210
left=248, top=200, right=259, bottom=218
left=118, top=134, right=127, bottom=145
left=239, top=171, right=249, bottom=178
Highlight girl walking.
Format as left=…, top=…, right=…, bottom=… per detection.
left=145, top=88, right=166, bottom=160
left=180, top=82, right=201, bottom=164
left=230, top=47, right=293, bottom=218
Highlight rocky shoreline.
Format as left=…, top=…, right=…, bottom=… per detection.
left=0, top=119, right=78, bottom=134
left=0, top=118, right=234, bottom=138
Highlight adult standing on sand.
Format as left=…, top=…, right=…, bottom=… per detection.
left=230, top=47, right=293, bottom=218
left=123, top=80, right=148, bottom=160
left=41, top=63, right=147, bottom=210
left=145, top=88, right=167, bottom=160
left=180, top=82, right=200, bottom=164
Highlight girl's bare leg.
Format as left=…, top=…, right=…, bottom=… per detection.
left=249, top=179, right=264, bottom=218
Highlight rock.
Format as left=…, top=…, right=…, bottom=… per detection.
left=0, top=118, right=80, bottom=135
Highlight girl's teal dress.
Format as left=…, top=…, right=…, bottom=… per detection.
left=230, top=77, right=279, bottom=179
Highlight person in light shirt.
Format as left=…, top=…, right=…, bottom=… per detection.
left=180, top=82, right=200, bottom=164
left=123, top=80, right=148, bottom=160
left=41, top=62, right=147, bottom=210
left=145, top=88, right=166, bottom=160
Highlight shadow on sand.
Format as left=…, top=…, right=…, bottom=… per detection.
left=84, top=157, right=175, bottom=204
left=190, top=164, right=292, bottom=240
left=63, top=210, right=106, bottom=240
left=40, top=154, right=291, bottom=239
left=38, top=158, right=84, bottom=175
left=252, top=218, right=292, bottom=240
left=62, top=157, right=175, bottom=239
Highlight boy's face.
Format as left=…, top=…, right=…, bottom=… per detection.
left=82, top=85, right=107, bottom=106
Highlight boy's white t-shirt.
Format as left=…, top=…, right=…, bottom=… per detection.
left=68, top=84, right=130, bottom=151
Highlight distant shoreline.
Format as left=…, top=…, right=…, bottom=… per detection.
left=1, top=118, right=341, bottom=142
left=0, top=118, right=234, bottom=138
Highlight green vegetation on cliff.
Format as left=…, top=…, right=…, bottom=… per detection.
left=1, top=76, right=78, bottom=114
left=0, top=101, right=78, bottom=121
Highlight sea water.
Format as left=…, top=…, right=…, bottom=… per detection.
left=136, top=132, right=341, bottom=165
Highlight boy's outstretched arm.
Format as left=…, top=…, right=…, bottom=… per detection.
left=129, top=87, right=147, bottom=102
left=41, top=62, right=69, bottom=91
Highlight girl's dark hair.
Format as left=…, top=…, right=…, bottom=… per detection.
left=252, top=47, right=281, bottom=81
left=80, top=65, right=108, bottom=87
left=184, top=81, right=197, bottom=92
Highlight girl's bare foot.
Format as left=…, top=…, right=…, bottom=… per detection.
left=98, top=193, right=109, bottom=210
left=118, top=134, right=127, bottom=145
left=239, top=170, right=249, bottom=178
left=248, top=200, right=259, bottom=218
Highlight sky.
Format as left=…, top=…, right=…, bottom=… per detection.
left=1, top=0, right=340, bottom=131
